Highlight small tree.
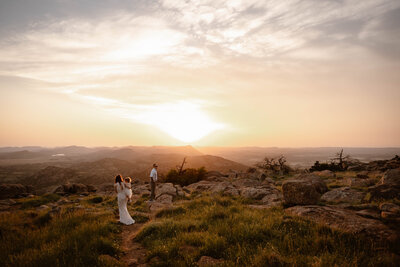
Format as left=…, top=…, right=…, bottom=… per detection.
left=164, top=166, right=206, bottom=186
left=256, top=155, right=291, bottom=175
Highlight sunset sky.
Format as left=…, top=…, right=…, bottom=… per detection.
left=0, top=0, right=399, bottom=147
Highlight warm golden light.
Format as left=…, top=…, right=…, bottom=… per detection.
left=129, top=101, right=224, bottom=143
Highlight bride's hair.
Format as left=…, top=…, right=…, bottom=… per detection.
left=115, top=174, right=123, bottom=184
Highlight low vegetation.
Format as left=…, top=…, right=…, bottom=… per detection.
left=136, top=195, right=398, bottom=266
left=19, top=193, right=61, bottom=209
left=0, top=196, right=123, bottom=267
left=164, top=167, right=207, bottom=186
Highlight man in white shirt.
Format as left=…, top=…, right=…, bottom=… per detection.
left=149, top=163, right=158, bottom=201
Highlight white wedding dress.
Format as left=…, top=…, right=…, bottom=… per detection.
left=115, top=183, right=135, bottom=225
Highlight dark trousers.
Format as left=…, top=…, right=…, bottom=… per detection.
left=150, top=179, right=156, bottom=200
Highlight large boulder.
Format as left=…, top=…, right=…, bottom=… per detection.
left=368, top=169, right=400, bottom=201
left=53, top=183, right=96, bottom=195
left=132, top=184, right=151, bottom=196
left=380, top=168, right=400, bottom=185
left=0, top=184, right=34, bottom=199
left=282, top=174, right=328, bottom=205
left=239, top=185, right=281, bottom=201
left=184, top=180, right=217, bottom=193
left=155, top=183, right=178, bottom=199
left=379, top=202, right=400, bottom=221
left=184, top=181, right=234, bottom=195
left=286, top=205, right=398, bottom=243
left=232, top=178, right=261, bottom=188
left=321, top=187, right=366, bottom=204
left=343, top=178, right=374, bottom=188
left=368, top=184, right=399, bottom=201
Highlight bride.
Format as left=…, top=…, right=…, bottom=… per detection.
left=114, top=174, right=135, bottom=225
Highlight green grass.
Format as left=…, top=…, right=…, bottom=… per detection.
left=19, top=193, right=61, bottom=209
left=136, top=195, right=399, bottom=266
left=0, top=199, right=123, bottom=267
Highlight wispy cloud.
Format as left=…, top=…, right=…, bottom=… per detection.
left=0, top=0, right=399, bottom=145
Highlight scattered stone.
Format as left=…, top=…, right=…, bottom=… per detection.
left=368, top=168, right=400, bottom=200
left=56, top=198, right=69, bottom=205
left=379, top=203, right=400, bottom=213
left=381, top=211, right=399, bottom=219
left=197, top=256, right=224, bottom=267
left=355, top=209, right=381, bottom=220
left=222, top=186, right=240, bottom=196
left=0, top=184, right=34, bottom=199
left=321, top=187, right=366, bottom=204
left=156, top=194, right=173, bottom=204
left=314, top=170, right=336, bottom=178
left=356, top=172, right=369, bottom=179
left=50, top=206, right=61, bottom=214
left=0, top=199, right=17, bottom=206
left=132, top=184, right=151, bottom=196
left=344, top=178, right=374, bottom=188
left=54, top=183, right=96, bottom=195
left=368, top=184, right=400, bottom=201
left=232, top=179, right=260, bottom=188
left=380, top=168, right=400, bottom=185
left=282, top=174, right=327, bottom=205
left=37, top=205, right=49, bottom=211
left=205, top=171, right=224, bottom=178
left=286, top=205, right=398, bottom=243
left=156, top=183, right=177, bottom=199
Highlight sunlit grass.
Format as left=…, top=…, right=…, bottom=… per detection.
left=136, top=195, right=399, bottom=266
left=0, top=197, right=123, bottom=267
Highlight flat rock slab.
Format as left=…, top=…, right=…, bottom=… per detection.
left=321, top=187, right=365, bottom=204
left=286, top=205, right=398, bottom=243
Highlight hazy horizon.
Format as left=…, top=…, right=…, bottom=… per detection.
left=1, top=0, right=400, bottom=147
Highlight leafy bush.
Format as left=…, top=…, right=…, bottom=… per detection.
left=164, top=167, right=207, bottom=186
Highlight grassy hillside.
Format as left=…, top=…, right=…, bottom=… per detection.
left=0, top=194, right=123, bottom=267
left=137, top=195, right=399, bottom=266
left=1, top=193, right=398, bottom=266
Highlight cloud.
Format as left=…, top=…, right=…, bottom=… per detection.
left=0, top=0, right=399, bottom=145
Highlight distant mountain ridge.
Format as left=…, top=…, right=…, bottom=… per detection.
left=0, top=146, right=247, bottom=192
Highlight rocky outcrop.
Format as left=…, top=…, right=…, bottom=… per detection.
left=53, top=183, right=96, bottom=195
left=321, top=187, right=365, bottom=204
left=379, top=202, right=400, bottom=221
left=368, top=168, right=400, bottom=201
left=282, top=174, right=328, bottom=205
left=197, top=256, right=224, bottom=267
left=314, top=170, right=335, bottom=178
left=286, top=205, right=398, bottom=243
left=0, top=184, right=34, bottom=199
left=343, top=178, right=375, bottom=188
left=347, top=156, right=400, bottom=172
left=184, top=178, right=283, bottom=206
left=380, top=168, right=400, bottom=185
left=27, top=166, right=78, bottom=190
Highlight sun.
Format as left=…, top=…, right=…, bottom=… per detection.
left=137, top=101, right=224, bottom=143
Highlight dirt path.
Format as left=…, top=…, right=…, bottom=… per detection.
left=120, top=200, right=189, bottom=266
left=120, top=205, right=159, bottom=267
left=120, top=221, right=149, bottom=267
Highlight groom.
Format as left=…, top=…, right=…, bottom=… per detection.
left=149, top=163, right=158, bottom=201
